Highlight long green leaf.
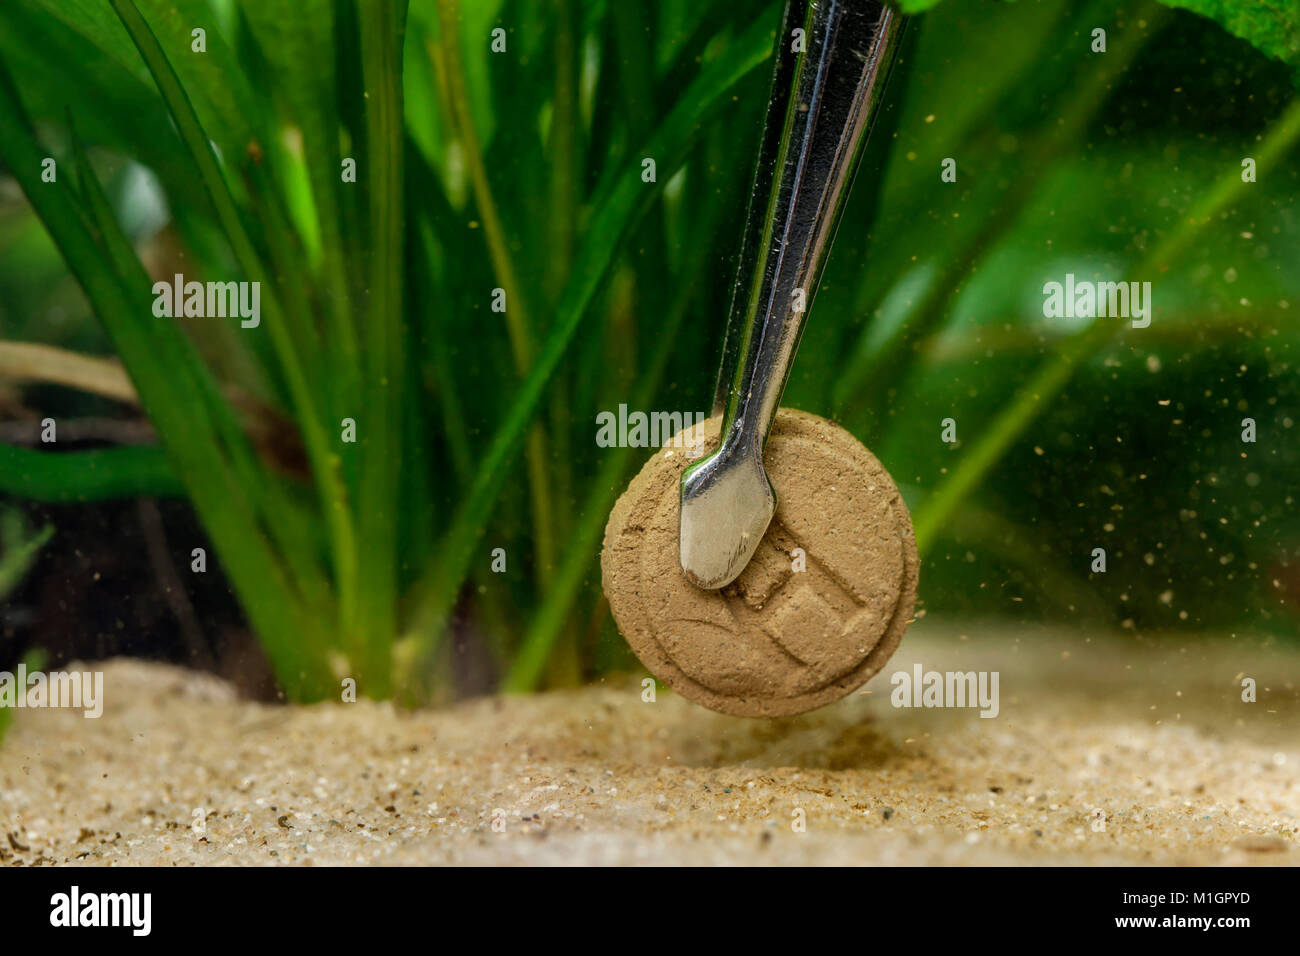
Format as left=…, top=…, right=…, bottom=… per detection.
left=350, top=0, right=409, bottom=696
left=238, top=0, right=359, bottom=420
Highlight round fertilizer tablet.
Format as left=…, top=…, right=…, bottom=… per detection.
left=602, top=408, right=918, bottom=718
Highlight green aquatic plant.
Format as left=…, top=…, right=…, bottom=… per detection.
left=0, top=510, right=49, bottom=739
left=1, top=0, right=1298, bottom=704
left=0, top=0, right=788, bottom=700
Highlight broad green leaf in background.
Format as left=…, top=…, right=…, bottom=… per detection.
left=896, top=0, right=1300, bottom=88
left=19, top=0, right=262, bottom=159
left=11, top=0, right=150, bottom=83
left=1160, top=0, right=1300, bottom=83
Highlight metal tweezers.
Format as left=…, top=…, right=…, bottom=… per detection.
left=679, top=0, right=903, bottom=589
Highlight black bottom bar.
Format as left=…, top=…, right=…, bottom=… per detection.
left=0, top=864, right=1286, bottom=943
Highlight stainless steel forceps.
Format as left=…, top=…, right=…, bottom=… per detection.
left=679, top=0, right=903, bottom=589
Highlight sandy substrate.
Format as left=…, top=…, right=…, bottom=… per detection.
left=1, top=622, right=1297, bottom=866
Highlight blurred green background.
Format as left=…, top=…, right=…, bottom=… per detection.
left=0, top=0, right=1297, bottom=704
